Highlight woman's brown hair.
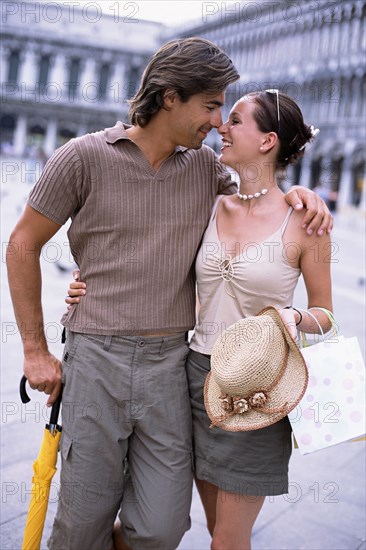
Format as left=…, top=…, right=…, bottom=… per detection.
left=248, top=91, right=315, bottom=169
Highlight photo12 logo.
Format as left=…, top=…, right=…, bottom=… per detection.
left=2, top=2, right=140, bottom=24
left=201, top=1, right=340, bottom=24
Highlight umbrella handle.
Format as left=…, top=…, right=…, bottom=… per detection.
left=20, top=375, right=31, bottom=404
left=49, top=388, right=63, bottom=428
left=20, top=375, right=63, bottom=428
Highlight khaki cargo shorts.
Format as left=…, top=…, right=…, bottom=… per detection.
left=48, top=331, right=193, bottom=550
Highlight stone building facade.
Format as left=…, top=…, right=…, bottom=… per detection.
left=1, top=0, right=365, bottom=209
left=0, top=0, right=163, bottom=157
left=176, top=0, right=365, bottom=209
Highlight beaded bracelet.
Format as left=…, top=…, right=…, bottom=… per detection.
left=284, top=306, right=303, bottom=326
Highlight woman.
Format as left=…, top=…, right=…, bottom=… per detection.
left=66, top=91, right=333, bottom=549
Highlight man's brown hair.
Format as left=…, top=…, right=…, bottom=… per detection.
left=129, top=38, right=239, bottom=127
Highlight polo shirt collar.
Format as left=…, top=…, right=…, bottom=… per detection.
left=105, top=121, right=131, bottom=143
left=105, top=122, right=188, bottom=152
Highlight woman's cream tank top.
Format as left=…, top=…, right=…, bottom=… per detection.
left=190, top=196, right=301, bottom=354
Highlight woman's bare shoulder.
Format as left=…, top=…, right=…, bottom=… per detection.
left=285, top=206, right=331, bottom=249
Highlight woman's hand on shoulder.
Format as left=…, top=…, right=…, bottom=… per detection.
left=65, top=269, right=86, bottom=309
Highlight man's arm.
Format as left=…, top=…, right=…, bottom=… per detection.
left=6, top=205, right=63, bottom=405
left=285, top=185, right=333, bottom=236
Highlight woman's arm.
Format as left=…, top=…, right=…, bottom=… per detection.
left=65, top=269, right=86, bottom=307
left=295, top=230, right=334, bottom=334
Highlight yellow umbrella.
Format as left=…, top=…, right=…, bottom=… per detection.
left=20, top=376, right=62, bottom=550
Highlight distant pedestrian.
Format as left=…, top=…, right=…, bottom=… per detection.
left=328, top=189, right=339, bottom=213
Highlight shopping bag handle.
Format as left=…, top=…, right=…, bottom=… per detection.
left=20, top=375, right=62, bottom=433
left=298, top=307, right=338, bottom=348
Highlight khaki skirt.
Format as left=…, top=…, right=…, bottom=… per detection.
left=186, top=349, right=293, bottom=496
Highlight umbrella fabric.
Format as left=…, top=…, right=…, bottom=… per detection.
left=22, top=428, right=61, bottom=550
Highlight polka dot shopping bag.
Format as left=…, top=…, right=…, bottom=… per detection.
left=289, top=309, right=365, bottom=455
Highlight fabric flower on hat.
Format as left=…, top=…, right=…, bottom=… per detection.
left=219, top=394, right=234, bottom=411
left=233, top=398, right=249, bottom=414
left=249, top=392, right=267, bottom=407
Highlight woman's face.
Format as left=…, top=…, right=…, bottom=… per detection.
left=218, top=97, right=265, bottom=170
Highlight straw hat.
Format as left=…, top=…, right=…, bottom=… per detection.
left=204, top=306, right=308, bottom=431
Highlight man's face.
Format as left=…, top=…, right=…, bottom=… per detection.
left=168, top=91, right=225, bottom=149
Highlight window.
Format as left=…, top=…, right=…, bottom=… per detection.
left=0, top=114, right=16, bottom=147
left=57, top=128, right=76, bottom=147
left=351, top=158, right=365, bottom=207
left=292, top=159, right=302, bottom=186
left=68, top=58, right=80, bottom=99
left=28, top=124, right=45, bottom=148
left=344, top=78, right=353, bottom=118
left=310, top=157, right=322, bottom=188
left=98, top=63, right=110, bottom=100
left=38, top=55, right=50, bottom=90
left=126, top=66, right=140, bottom=98
left=7, top=50, right=20, bottom=83
left=360, top=74, right=366, bottom=119
left=337, top=77, right=347, bottom=119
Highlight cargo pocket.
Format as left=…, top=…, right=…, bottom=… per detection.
left=58, top=433, right=77, bottom=502
left=60, top=433, right=73, bottom=462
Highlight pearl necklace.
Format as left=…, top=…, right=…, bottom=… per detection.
left=237, top=188, right=268, bottom=200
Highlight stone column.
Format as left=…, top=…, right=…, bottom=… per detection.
left=49, top=53, right=68, bottom=99
left=44, top=119, right=58, bottom=157
left=79, top=58, right=97, bottom=103
left=13, top=115, right=27, bottom=156
left=19, top=46, right=38, bottom=88
left=0, top=44, right=10, bottom=82
left=108, top=60, right=125, bottom=104
left=337, top=141, right=356, bottom=208
left=337, top=155, right=353, bottom=208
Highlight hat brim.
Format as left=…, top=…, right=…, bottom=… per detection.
left=204, top=306, right=308, bottom=432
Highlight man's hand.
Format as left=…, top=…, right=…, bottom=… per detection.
left=24, top=351, right=62, bottom=407
left=285, top=186, right=333, bottom=236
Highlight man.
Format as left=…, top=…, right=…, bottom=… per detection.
left=7, top=38, right=331, bottom=549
